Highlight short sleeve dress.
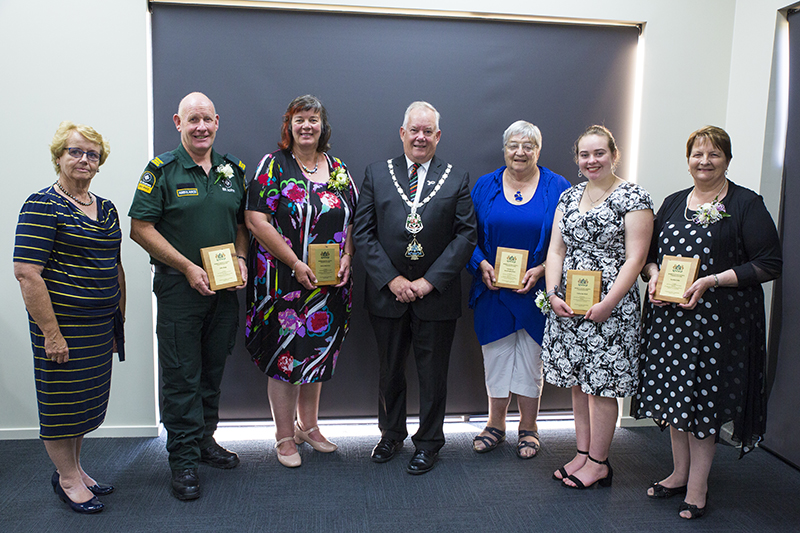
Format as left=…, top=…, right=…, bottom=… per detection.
left=14, top=186, right=123, bottom=439
left=245, top=149, right=357, bottom=384
left=541, top=181, right=653, bottom=397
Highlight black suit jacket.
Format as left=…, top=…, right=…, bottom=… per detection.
left=353, top=155, right=477, bottom=320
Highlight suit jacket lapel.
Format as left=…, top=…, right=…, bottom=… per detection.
left=416, top=156, right=443, bottom=215
left=392, top=156, right=407, bottom=191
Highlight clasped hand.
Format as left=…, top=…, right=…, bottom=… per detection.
left=389, top=275, right=433, bottom=303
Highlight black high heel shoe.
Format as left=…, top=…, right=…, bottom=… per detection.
left=552, top=449, right=588, bottom=481
left=52, top=471, right=114, bottom=496
left=562, top=455, right=613, bottom=489
left=54, top=479, right=104, bottom=514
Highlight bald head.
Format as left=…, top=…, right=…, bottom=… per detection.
left=173, top=92, right=219, bottom=160
left=177, top=92, right=216, bottom=119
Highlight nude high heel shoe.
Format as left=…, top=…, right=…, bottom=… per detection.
left=275, top=436, right=301, bottom=468
left=293, top=423, right=338, bottom=453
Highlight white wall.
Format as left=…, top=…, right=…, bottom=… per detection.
left=0, top=0, right=158, bottom=438
left=0, top=0, right=790, bottom=438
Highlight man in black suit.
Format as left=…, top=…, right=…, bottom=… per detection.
left=353, top=101, right=477, bottom=474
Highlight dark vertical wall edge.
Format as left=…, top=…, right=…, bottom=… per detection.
left=763, top=10, right=800, bottom=469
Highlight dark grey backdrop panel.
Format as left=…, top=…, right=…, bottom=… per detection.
left=151, top=4, right=638, bottom=420
left=764, top=10, right=800, bottom=469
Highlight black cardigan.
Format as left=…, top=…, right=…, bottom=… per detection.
left=648, top=180, right=781, bottom=285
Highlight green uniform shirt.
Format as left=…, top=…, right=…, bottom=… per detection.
left=128, top=144, right=246, bottom=267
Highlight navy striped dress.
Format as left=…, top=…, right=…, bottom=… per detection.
left=14, top=186, right=122, bottom=440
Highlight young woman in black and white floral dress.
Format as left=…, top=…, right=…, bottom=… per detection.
left=542, top=125, right=653, bottom=490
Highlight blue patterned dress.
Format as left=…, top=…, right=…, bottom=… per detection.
left=245, top=149, right=357, bottom=384
left=14, top=186, right=123, bottom=439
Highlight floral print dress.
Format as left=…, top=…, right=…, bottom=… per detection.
left=245, top=149, right=357, bottom=384
left=541, top=181, right=653, bottom=397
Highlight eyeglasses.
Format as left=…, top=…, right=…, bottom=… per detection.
left=65, top=147, right=101, bottom=162
left=505, top=143, right=537, bottom=153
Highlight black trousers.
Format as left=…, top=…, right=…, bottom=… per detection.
left=369, top=310, right=457, bottom=452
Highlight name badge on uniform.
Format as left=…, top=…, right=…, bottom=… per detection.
left=177, top=183, right=199, bottom=197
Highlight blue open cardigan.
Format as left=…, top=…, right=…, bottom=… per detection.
left=466, top=165, right=570, bottom=345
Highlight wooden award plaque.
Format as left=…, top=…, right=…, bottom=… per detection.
left=200, top=243, right=243, bottom=291
left=565, top=270, right=602, bottom=315
left=654, top=255, right=701, bottom=304
left=493, top=247, right=529, bottom=289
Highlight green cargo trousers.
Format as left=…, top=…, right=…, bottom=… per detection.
left=153, top=273, right=239, bottom=471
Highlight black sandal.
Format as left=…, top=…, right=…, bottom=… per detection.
left=679, top=499, right=707, bottom=519
left=516, top=430, right=540, bottom=459
left=562, top=455, right=613, bottom=489
left=552, top=449, right=588, bottom=480
left=472, top=426, right=505, bottom=453
left=648, top=481, right=687, bottom=499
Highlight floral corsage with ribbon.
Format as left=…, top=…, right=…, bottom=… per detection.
left=327, top=162, right=350, bottom=192
left=692, top=197, right=730, bottom=228
left=215, top=163, right=234, bottom=184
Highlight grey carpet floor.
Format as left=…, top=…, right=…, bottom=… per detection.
left=1, top=425, right=798, bottom=532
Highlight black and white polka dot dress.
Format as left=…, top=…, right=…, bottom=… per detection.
left=632, top=182, right=780, bottom=452
left=634, top=215, right=725, bottom=438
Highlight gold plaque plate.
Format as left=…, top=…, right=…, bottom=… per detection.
left=308, top=243, right=341, bottom=286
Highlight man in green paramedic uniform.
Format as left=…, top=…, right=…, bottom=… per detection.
left=129, top=92, right=248, bottom=501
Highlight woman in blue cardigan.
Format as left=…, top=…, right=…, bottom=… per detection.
left=467, top=121, right=570, bottom=458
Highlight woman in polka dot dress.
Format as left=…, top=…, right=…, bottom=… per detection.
left=633, top=126, right=781, bottom=520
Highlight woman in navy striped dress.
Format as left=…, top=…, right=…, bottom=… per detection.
left=14, top=121, right=125, bottom=514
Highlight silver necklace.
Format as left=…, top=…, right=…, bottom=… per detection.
left=684, top=180, right=726, bottom=222
left=291, top=151, right=319, bottom=174
left=55, top=181, right=93, bottom=206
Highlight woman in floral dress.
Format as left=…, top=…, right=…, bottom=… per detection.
left=542, top=125, right=653, bottom=489
left=245, top=95, right=357, bottom=468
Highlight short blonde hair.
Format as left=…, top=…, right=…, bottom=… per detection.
left=49, top=121, right=110, bottom=174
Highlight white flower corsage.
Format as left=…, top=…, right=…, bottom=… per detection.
left=693, top=198, right=730, bottom=228
left=535, top=289, right=552, bottom=314
left=327, top=166, right=349, bottom=192
left=215, top=163, right=234, bottom=183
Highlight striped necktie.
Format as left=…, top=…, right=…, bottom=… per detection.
left=409, top=163, right=420, bottom=197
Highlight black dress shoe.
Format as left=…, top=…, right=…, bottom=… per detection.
left=371, top=438, right=403, bottom=463
left=52, top=471, right=114, bottom=496
left=171, top=468, right=200, bottom=501
left=87, top=483, right=114, bottom=496
left=200, top=442, right=240, bottom=469
left=407, top=449, right=437, bottom=475
left=54, top=480, right=104, bottom=514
